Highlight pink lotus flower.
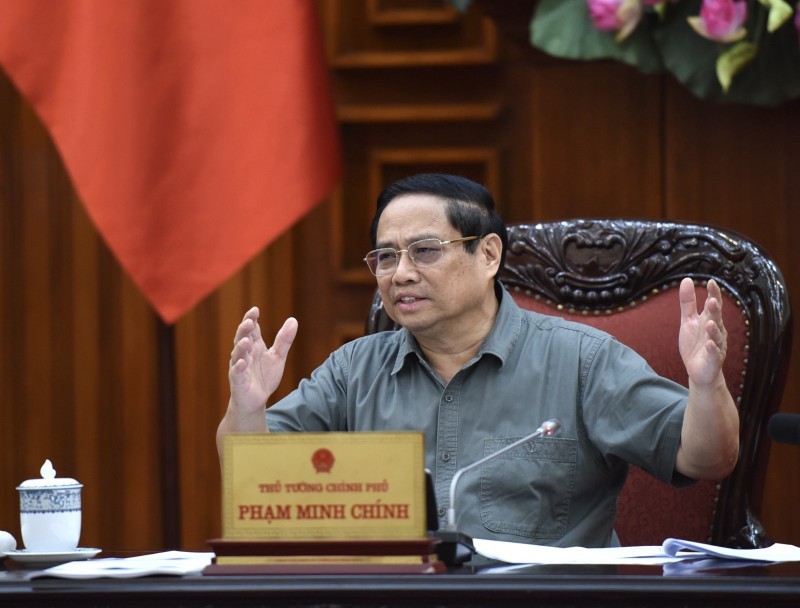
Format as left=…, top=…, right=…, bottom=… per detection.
left=688, top=0, right=749, bottom=43
left=586, top=0, right=643, bottom=41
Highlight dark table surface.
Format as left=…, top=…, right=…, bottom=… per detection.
left=3, top=555, right=800, bottom=608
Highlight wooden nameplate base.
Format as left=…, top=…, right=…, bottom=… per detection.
left=203, top=537, right=446, bottom=575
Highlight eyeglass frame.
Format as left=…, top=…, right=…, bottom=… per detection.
left=363, top=235, right=481, bottom=277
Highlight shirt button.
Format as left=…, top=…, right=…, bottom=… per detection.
left=444, top=395, right=454, bottom=403
left=438, top=507, right=446, bottom=517
left=442, top=453, right=451, bottom=462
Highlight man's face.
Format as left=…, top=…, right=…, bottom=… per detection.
left=374, top=194, right=497, bottom=340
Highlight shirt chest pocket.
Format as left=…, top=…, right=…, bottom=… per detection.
left=479, top=437, right=577, bottom=539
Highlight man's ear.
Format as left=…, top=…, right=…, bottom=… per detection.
left=481, top=233, right=503, bottom=275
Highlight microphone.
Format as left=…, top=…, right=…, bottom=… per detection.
left=768, top=413, right=800, bottom=446
left=436, top=418, right=561, bottom=566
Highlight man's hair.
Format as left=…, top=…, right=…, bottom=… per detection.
left=370, top=173, right=508, bottom=275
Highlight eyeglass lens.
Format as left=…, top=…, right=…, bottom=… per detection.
left=367, top=239, right=445, bottom=275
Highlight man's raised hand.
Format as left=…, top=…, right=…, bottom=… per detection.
left=228, top=307, right=298, bottom=415
left=678, top=278, right=727, bottom=387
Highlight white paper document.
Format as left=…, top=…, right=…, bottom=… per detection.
left=662, top=538, right=800, bottom=562
left=474, top=539, right=679, bottom=565
left=474, top=537, right=800, bottom=566
left=31, top=551, right=214, bottom=579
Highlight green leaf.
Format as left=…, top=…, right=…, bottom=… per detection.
left=530, top=0, right=664, bottom=74
left=716, top=42, right=759, bottom=92
left=759, top=0, right=794, bottom=32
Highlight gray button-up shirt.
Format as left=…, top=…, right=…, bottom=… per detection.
left=267, top=288, right=687, bottom=547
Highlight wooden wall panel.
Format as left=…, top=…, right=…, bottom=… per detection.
left=326, top=0, right=496, bottom=67
left=663, top=82, right=799, bottom=241
left=529, top=62, right=664, bottom=220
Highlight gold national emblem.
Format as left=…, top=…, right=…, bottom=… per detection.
left=311, top=448, right=334, bottom=473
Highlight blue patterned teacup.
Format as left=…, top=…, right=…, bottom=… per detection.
left=17, top=460, right=82, bottom=552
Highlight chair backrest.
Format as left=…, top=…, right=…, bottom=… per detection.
left=365, top=219, right=792, bottom=548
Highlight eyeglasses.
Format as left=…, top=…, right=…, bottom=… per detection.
left=364, top=236, right=481, bottom=277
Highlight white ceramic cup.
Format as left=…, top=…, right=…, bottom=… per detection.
left=17, top=460, right=82, bottom=552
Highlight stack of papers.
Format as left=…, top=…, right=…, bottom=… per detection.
left=30, top=551, right=214, bottom=579
left=473, top=537, right=800, bottom=566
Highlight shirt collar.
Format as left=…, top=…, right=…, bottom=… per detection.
left=391, top=284, right=522, bottom=374
left=476, top=285, right=522, bottom=366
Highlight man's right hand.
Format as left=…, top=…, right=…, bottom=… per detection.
left=229, top=307, right=298, bottom=414
left=217, top=308, right=298, bottom=457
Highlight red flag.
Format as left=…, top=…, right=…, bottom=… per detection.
left=0, top=0, right=341, bottom=323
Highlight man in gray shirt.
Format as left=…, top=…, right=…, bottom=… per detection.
left=217, top=174, right=739, bottom=547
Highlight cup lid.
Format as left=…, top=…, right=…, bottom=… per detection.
left=16, top=459, right=82, bottom=490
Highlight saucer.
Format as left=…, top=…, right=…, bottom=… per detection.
left=5, top=547, right=101, bottom=567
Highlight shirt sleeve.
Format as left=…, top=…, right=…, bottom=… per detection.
left=266, top=348, right=350, bottom=432
left=579, top=335, right=689, bottom=484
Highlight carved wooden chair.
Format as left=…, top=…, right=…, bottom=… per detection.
left=366, top=219, right=792, bottom=548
